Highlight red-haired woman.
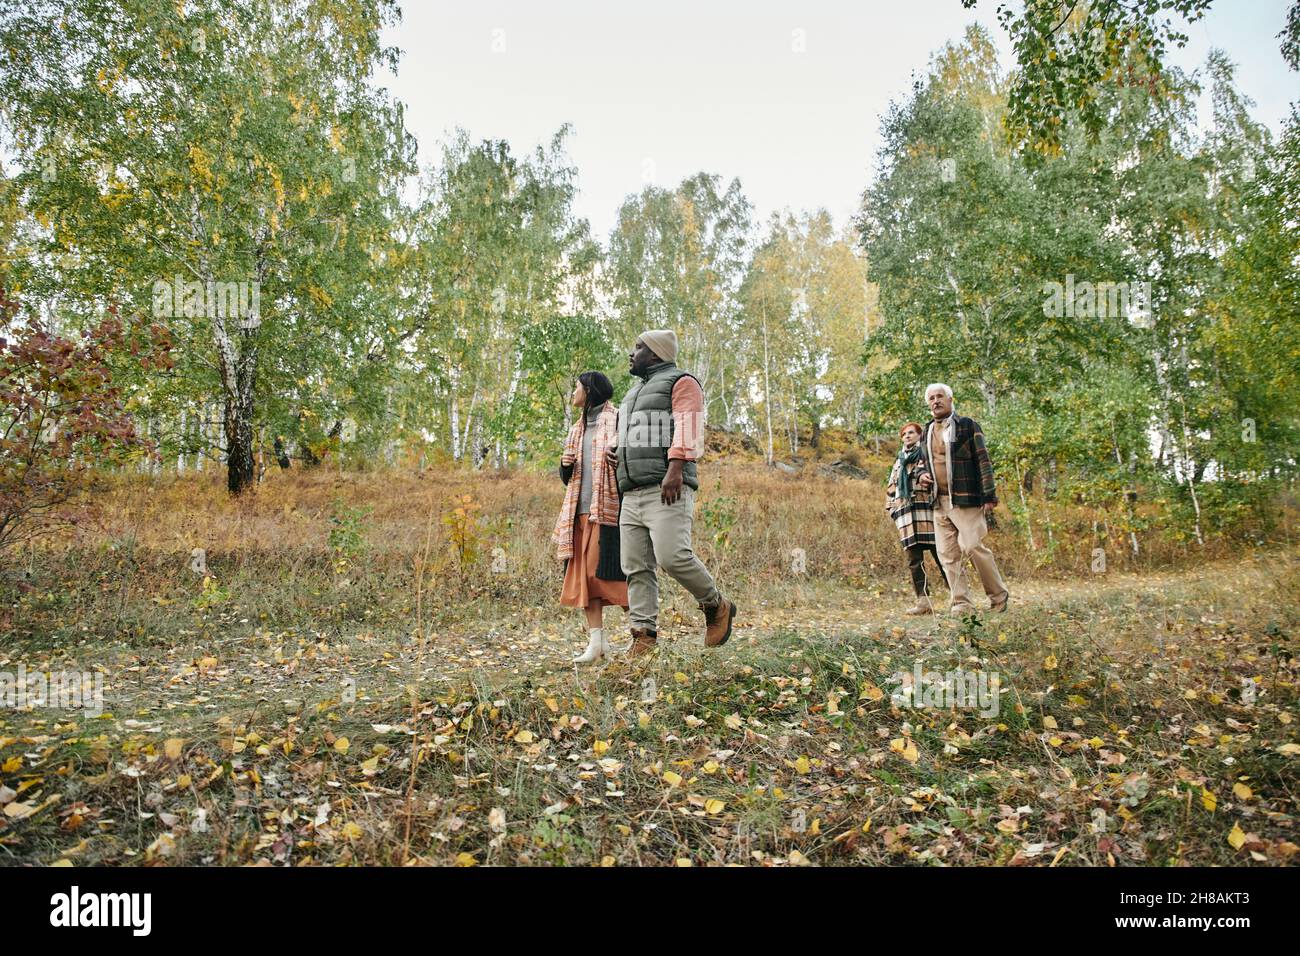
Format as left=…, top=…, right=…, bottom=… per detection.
left=885, top=421, right=948, bottom=614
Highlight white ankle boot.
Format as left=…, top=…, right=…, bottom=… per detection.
left=573, top=628, right=608, bottom=664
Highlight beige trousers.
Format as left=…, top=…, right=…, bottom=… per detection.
left=933, top=495, right=1009, bottom=612
left=619, top=484, right=721, bottom=631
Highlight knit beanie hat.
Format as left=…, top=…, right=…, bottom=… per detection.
left=638, top=329, right=678, bottom=363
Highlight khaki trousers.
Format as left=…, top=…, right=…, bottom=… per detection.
left=933, top=495, right=1009, bottom=612
left=619, top=484, right=721, bottom=631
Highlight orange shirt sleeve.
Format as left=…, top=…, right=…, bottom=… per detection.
left=668, top=375, right=705, bottom=462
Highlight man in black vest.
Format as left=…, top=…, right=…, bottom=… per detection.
left=606, top=329, right=736, bottom=658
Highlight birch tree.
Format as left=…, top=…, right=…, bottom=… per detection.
left=0, top=0, right=415, bottom=493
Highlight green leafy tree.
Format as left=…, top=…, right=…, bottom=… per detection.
left=606, top=173, right=752, bottom=428
left=0, top=0, right=415, bottom=494
left=739, top=210, right=871, bottom=458
left=857, top=29, right=1130, bottom=433
left=961, top=0, right=1212, bottom=155
left=964, top=1, right=1300, bottom=155
left=397, top=127, right=600, bottom=468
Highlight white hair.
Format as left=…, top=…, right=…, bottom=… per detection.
left=925, top=383, right=954, bottom=400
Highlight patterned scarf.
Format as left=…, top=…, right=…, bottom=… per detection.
left=552, top=401, right=621, bottom=560
left=895, top=442, right=924, bottom=502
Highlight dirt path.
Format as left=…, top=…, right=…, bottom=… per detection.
left=5, top=553, right=1286, bottom=738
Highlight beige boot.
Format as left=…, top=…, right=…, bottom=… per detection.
left=905, top=598, right=933, bottom=616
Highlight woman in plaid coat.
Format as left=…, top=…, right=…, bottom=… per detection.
left=885, top=422, right=948, bottom=615
left=553, top=371, right=628, bottom=663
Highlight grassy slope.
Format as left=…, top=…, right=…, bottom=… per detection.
left=1, top=467, right=1296, bottom=865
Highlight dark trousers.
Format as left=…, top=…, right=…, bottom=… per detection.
left=906, top=543, right=948, bottom=597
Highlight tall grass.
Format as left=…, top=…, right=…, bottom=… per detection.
left=3, top=455, right=1290, bottom=645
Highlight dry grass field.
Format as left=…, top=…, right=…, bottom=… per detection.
left=1, top=461, right=1296, bottom=866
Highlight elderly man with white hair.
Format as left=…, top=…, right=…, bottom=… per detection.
left=915, top=383, right=1010, bottom=615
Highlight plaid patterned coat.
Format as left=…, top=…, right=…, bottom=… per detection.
left=921, top=414, right=998, bottom=508
left=885, top=455, right=937, bottom=550
left=552, top=402, right=621, bottom=561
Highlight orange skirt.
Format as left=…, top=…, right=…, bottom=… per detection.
left=559, top=513, right=629, bottom=609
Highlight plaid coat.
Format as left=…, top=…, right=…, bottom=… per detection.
left=921, top=415, right=998, bottom=508
left=552, top=402, right=621, bottom=561
left=885, top=455, right=937, bottom=549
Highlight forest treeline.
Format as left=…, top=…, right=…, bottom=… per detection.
left=0, top=1, right=1296, bottom=553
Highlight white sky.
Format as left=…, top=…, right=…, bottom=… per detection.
left=379, top=1, right=1297, bottom=241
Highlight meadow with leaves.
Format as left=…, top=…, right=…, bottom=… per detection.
left=1, top=1, right=1299, bottom=865
left=0, top=458, right=1296, bottom=866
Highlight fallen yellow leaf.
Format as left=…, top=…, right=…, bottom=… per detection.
left=1227, top=823, right=1246, bottom=851
left=339, top=821, right=363, bottom=840
left=890, top=738, right=919, bottom=763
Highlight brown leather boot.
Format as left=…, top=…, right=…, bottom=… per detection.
left=701, top=596, right=736, bottom=648
left=627, top=627, right=658, bottom=659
